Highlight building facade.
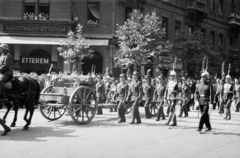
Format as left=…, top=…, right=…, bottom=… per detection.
left=0, top=0, right=239, bottom=76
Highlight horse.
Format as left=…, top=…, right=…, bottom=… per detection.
left=1, top=75, right=40, bottom=130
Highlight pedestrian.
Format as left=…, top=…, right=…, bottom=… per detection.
left=221, top=64, right=233, bottom=120
left=127, top=71, right=142, bottom=124
left=154, top=75, right=166, bottom=121
left=178, top=76, right=190, bottom=117
left=142, top=70, right=154, bottom=119
left=96, top=75, right=105, bottom=115
left=164, top=57, right=180, bottom=126
left=195, top=57, right=213, bottom=132
left=116, top=73, right=128, bottom=123
left=234, top=79, right=240, bottom=112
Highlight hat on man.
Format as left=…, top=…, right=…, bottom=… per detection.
left=201, top=57, right=210, bottom=78
left=0, top=43, right=9, bottom=51
left=120, top=73, right=126, bottom=78
left=226, top=63, right=231, bottom=79
left=132, top=71, right=139, bottom=76
left=97, top=75, right=103, bottom=79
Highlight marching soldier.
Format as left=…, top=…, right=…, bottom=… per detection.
left=164, top=57, right=179, bottom=126
left=221, top=64, right=233, bottom=120
left=219, top=61, right=226, bottom=114
left=234, top=79, right=240, bottom=112
left=142, top=70, right=154, bottom=119
left=216, top=79, right=224, bottom=112
left=195, top=57, right=213, bottom=132
left=154, top=75, right=166, bottom=121
left=96, top=75, right=105, bottom=115
left=127, top=71, right=142, bottom=124
left=178, top=76, right=190, bottom=117
left=116, top=73, right=128, bottom=123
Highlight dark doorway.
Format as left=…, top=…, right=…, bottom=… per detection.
left=82, top=51, right=103, bottom=75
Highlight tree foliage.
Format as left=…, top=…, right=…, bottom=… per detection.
left=174, top=30, right=223, bottom=71
left=115, top=9, right=172, bottom=72
left=57, top=24, right=93, bottom=63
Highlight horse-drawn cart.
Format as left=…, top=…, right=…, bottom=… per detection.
left=38, top=75, right=132, bottom=124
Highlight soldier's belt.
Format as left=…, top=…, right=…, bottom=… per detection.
left=223, top=91, right=233, bottom=93
left=200, top=94, right=206, bottom=97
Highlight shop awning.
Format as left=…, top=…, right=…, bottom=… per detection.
left=0, top=36, right=109, bottom=46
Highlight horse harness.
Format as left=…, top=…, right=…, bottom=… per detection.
left=1, top=76, right=37, bottom=103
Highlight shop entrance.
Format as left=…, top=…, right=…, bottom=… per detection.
left=21, top=49, right=51, bottom=75
left=82, top=51, right=103, bottom=75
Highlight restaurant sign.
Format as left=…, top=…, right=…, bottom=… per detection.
left=21, top=56, right=50, bottom=65
left=3, top=24, right=68, bottom=34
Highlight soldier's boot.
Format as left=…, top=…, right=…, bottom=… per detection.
left=136, top=109, right=141, bottom=124
left=166, top=106, right=170, bottom=117
left=178, top=108, right=183, bottom=117
left=0, top=118, right=11, bottom=136
left=156, top=108, right=161, bottom=121
left=161, top=106, right=165, bottom=120
left=121, top=108, right=126, bottom=122
left=130, top=108, right=136, bottom=124
left=97, top=107, right=103, bottom=115
left=165, top=112, right=173, bottom=125
left=170, top=114, right=177, bottom=126
left=145, top=106, right=151, bottom=119
left=118, top=108, right=122, bottom=123
left=184, top=107, right=189, bottom=117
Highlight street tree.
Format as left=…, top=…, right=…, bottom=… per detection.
left=115, top=9, right=172, bottom=76
left=174, top=30, right=222, bottom=77
left=57, top=24, right=93, bottom=74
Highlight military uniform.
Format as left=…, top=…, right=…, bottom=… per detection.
left=234, top=82, right=240, bottom=112
left=195, top=81, right=213, bottom=131
left=116, top=79, right=128, bottom=123
left=221, top=81, right=233, bottom=119
left=127, top=72, right=142, bottom=124
left=142, top=81, right=154, bottom=118
left=96, top=80, right=105, bottom=115
left=164, top=78, right=179, bottom=126
left=179, top=81, right=190, bottom=117
left=154, top=81, right=166, bottom=121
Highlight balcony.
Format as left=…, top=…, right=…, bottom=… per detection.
left=228, top=14, right=240, bottom=29
left=186, top=0, right=208, bottom=19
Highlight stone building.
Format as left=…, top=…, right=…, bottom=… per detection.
left=0, top=0, right=239, bottom=76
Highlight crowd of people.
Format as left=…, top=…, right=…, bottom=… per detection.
left=0, top=43, right=239, bottom=136
left=23, top=12, right=49, bottom=21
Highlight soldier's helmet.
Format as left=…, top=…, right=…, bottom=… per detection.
left=145, top=69, right=151, bottom=79
left=0, top=43, right=9, bottom=51
left=132, top=71, right=139, bottom=76
left=119, top=73, right=126, bottom=79
left=201, top=57, right=210, bottom=78
left=47, top=73, right=51, bottom=77
left=170, top=57, right=177, bottom=76
left=226, top=63, right=231, bottom=79
left=97, top=75, right=103, bottom=79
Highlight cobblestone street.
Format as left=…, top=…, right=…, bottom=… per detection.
left=0, top=107, right=239, bottom=158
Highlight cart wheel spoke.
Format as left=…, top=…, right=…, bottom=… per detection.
left=47, top=107, right=53, bottom=118
left=84, top=91, right=91, bottom=102
left=42, top=106, right=51, bottom=113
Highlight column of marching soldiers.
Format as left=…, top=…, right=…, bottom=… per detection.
left=95, top=57, right=239, bottom=133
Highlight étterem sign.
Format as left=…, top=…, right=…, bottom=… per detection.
left=21, top=56, right=50, bottom=65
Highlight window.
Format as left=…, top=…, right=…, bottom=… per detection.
left=87, top=2, right=100, bottom=26
left=210, top=0, right=214, bottom=12
left=219, top=34, right=223, bottom=49
left=175, top=21, right=181, bottom=37
left=231, top=0, right=235, bottom=14
left=201, top=28, right=206, bottom=44
left=188, top=26, right=194, bottom=35
left=162, top=18, right=168, bottom=37
left=23, top=3, right=50, bottom=20
left=126, top=7, right=133, bottom=20
left=219, top=0, right=223, bottom=15
left=210, top=31, right=215, bottom=48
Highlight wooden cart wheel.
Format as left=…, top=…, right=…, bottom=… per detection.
left=69, top=86, right=97, bottom=125
left=124, top=102, right=132, bottom=114
left=39, top=86, right=67, bottom=121
left=149, top=102, right=158, bottom=116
